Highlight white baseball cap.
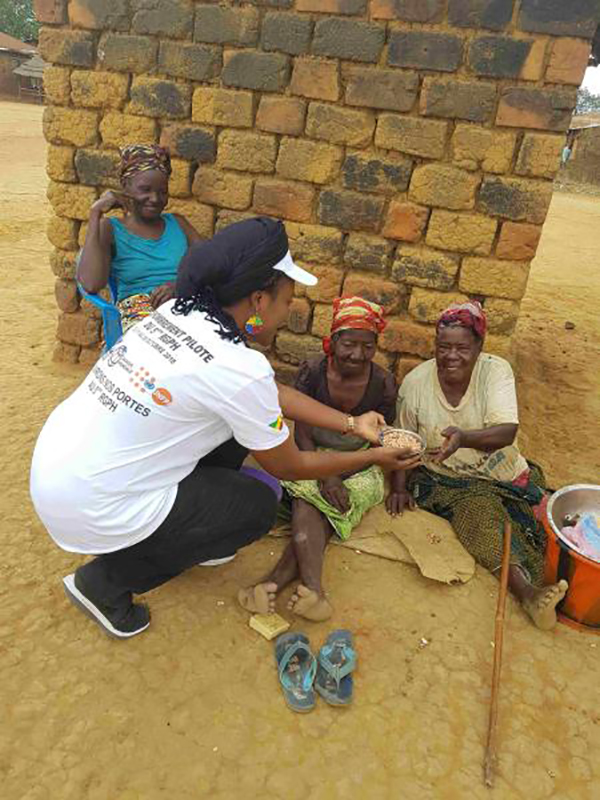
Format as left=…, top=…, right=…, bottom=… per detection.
left=273, top=250, right=318, bottom=286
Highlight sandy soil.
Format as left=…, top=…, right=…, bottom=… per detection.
left=1, top=101, right=599, bottom=800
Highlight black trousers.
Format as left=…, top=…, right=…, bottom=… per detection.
left=77, top=440, right=277, bottom=610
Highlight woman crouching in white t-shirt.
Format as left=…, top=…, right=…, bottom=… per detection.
left=30, top=217, right=420, bottom=639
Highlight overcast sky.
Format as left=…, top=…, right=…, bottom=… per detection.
left=581, top=65, right=600, bottom=94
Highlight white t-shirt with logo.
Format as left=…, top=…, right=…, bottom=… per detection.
left=30, top=303, right=289, bottom=554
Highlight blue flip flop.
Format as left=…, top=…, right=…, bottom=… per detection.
left=315, top=630, right=357, bottom=707
left=274, top=632, right=317, bottom=713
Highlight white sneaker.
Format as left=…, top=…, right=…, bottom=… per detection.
left=197, top=554, right=237, bottom=567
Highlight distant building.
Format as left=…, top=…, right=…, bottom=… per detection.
left=0, top=31, right=36, bottom=99
left=561, top=113, right=600, bottom=187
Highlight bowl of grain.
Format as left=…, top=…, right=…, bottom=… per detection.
left=379, top=426, right=425, bottom=454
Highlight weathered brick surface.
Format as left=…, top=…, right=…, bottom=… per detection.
left=496, top=222, right=542, bottom=261
left=409, top=164, right=480, bottom=211
left=158, top=41, right=222, bottom=81
left=71, top=70, right=129, bottom=109
left=306, top=103, right=375, bottom=147
left=48, top=215, right=79, bottom=251
left=219, top=130, right=278, bottom=173
left=254, top=179, right=316, bottom=222
left=192, top=88, right=254, bottom=128
left=35, top=0, right=67, bottom=24
left=496, top=87, right=577, bottom=132
left=215, top=209, right=256, bottom=233
left=55, top=278, right=80, bottom=313
left=39, top=28, right=95, bottom=67
left=98, top=34, right=158, bottom=72
left=371, top=0, right=444, bottom=23
left=276, top=331, right=323, bottom=365
left=132, top=0, right=194, bottom=38
left=468, top=35, right=534, bottom=78
left=47, top=145, right=77, bottom=182
left=166, top=198, right=215, bottom=237
left=43, top=66, right=71, bottom=105
left=100, top=112, right=157, bottom=147
left=75, top=148, right=120, bottom=186
left=427, top=210, right=497, bottom=254
left=459, top=256, right=530, bottom=300
left=421, top=78, right=497, bottom=123
left=344, top=66, right=418, bottom=112
left=194, top=5, right=259, bottom=45
left=277, top=138, right=342, bottom=184
left=409, top=288, right=470, bottom=324
left=287, top=298, right=312, bottom=333
left=57, top=310, right=101, bottom=346
left=47, top=181, right=98, bottom=220
left=50, top=248, right=78, bottom=279
left=298, top=0, right=366, bottom=11
left=342, top=273, right=406, bottom=314
left=160, top=124, right=216, bottom=162
left=484, top=297, right=519, bottom=335
left=44, top=106, right=99, bottom=147
left=396, top=356, right=425, bottom=384
left=375, top=115, right=448, bottom=159
left=69, top=0, right=129, bottom=30
left=291, top=58, right=339, bottom=102
left=519, top=0, right=600, bottom=38
left=312, top=18, right=385, bottom=63
left=382, top=201, right=430, bottom=242
left=546, top=38, right=591, bottom=85
left=222, top=51, right=290, bottom=92
left=311, top=304, right=334, bottom=338
left=388, top=31, right=464, bottom=73
left=262, top=13, right=312, bottom=55
left=342, top=151, right=412, bottom=194
left=193, top=166, right=253, bottom=210
left=306, top=266, right=344, bottom=302
left=448, top=0, right=513, bottom=30
left=129, top=78, right=191, bottom=119
left=344, top=234, right=392, bottom=274
left=169, top=159, right=193, bottom=198
left=515, top=134, right=564, bottom=179
left=392, top=246, right=459, bottom=291
left=287, top=222, right=343, bottom=263
left=478, top=176, right=553, bottom=224
left=452, top=125, right=516, bottom=173
left=257, top=96, right=306, bottom=135
left=318, top=190, right=385, bottom=232
left=53, top=341, right=81, bottom=363
left=380, top=319, right=435, bottom=358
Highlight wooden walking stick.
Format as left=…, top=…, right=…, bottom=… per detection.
left=483, top=519, right=512, bottom=788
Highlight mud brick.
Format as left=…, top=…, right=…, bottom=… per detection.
left=132, top=0, right=193, bottom=38
left=344, top=234, right=393, bottom=274
left=158, top=42, right=221, bottom=81
left=375, top=115, right=448, bottom=159
left=129, top=77, right=191, bottom=119
left=256, top=96, right=305, bottom=135
left=169, top=159, right=193, bottom=198
left=57, top=310, right=101, bottom=346
left=219, top=130, right=277, bottom=173
left=392, top=246, right=459, bottom=291
left=192, top=88, right=254, bottom=128
left=311, top=304, right=334, bottom=338
left=100, top=112, right=157, bottom=148
left=48, top=216, right=79, bottom=251
left=47, top=181, right=98, bottom=220
left=79, top=344, right=104, bottom=365
left=35, top=0, right=67, bottom=24
left=194, top=5, right=258, bottom=45
left=478, top=176, right=553, bottom=225
left=50, top=248, right=78, bottom=279
left=55, top=278, right=80, bottom=313
left=286, top=223, right=343, bottom=264
left=160, top=124, right=216, bottom=162
left=468, top=35, right=534, bottom=78
left=43, top=66, right=71, bottom=105
left=71, top=70, right=129, bottom=110
left=409, top=288, right=469, bottom=324
left=496, top=87, right=577, bottom=132
left=307, top=103, right=375, bottom=147
left=39, top=28, right=94, bottom=67
left=277, top=138, right=342, bottom=184
left=344, top=66, right=418, bottom=112
left=44, top=106, right=98, bottom=147
left=98, top=34, right=157, bottom=72
left=459, top=256, right=530, bottom=300
left=342, top=151, right=413, bottom=194
left=396, top=356, right=424, bottom=384
left=382, top=201, right=429, bottom=242
left=47, top=145, right=76, bottom=182
left=520, top=38, right=548, bottom=82
left=546, top=39, right=591, bottom=85
left=270, top=357, right=299, bottom=386
left=452, top=125, right=516, bottom=174
left=448, top=0, right=514, bottom=30
left=68, top=0, right=128, bottom=30
left=380, top=319, right=435, bottom=358
left=427, top=210, right=497, bottom=255
left=222, top=51, right=290, bottom=92
left=409, top=164, right=480, bottom=211
left=306, top=266, right=344, bottom=302
left=312, top=18, right=385, bottom=63
left=372, top=350, right=395, bottom=371
left=53, top=341, right=81, bottom=363
left=483, top=334, right=512, bottom=360
left=496, top=222, right=542, bottom=261
left=215, top=209, right=256, bottom=232
left=287, top=298, right=311, bottom=334
left=298, top=0, right=366, bottom=11
left=193, top=166, right=253, bottom=210
left=342, top=273, right=406, bottom=314
left=421, top=78, right=496, bottom=123
left=166, top=198, right=215, bottom=237
left=291, top=58, right=339, bottom=102
left=318, top=189, right=384, bottom=233
left=253, top=179, right=316, bottom=222
left=262, top=13, right=312, bottom=55
left=75, top=149, right=120, bottom=186
left=388, top=31, right=464, bottom=73
left=519, top=0, right=600, bottom=38
left=276, top=331, right=322, bottom=365
left=516, top=133, right=564, bottom=179
left=371, top=0, right=444, bottom=22
left=484, top=297, right=519, bottom=335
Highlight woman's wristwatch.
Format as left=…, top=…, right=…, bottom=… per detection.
left=345, top=415, right=355, bottom=434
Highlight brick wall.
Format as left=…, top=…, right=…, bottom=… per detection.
left=36, top=0, right=599, bottom=377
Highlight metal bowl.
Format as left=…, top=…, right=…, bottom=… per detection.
left=379, top=426, right=425, bottom=454
left=547, top=484, right=600, bottom=549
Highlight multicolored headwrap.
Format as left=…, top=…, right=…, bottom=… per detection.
left=119, top=144, right=172, bottom=185
left=323, top=296, right=386, bottom=355
left=436, top=300, right=487, bottom=340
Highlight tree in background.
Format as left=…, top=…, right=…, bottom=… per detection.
left=0, top=0, right=39, bottom=43
left=576, top=86, right=600, bottom=115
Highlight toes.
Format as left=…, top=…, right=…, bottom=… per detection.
left=296, top=584, right=313, bottom=599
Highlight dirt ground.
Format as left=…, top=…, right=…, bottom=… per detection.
left=1, top=101, right=599, bottom=800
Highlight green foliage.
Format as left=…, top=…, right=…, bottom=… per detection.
left=0, top=0, right=39, bottom=44
left=576, top=86, right=600, bottom=115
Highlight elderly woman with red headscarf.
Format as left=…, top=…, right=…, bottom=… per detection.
left=396, top=301, right=568, bottom=631
left=238, top=296, right=415, bottom=622
left=78, top=144, right=203, bottom=332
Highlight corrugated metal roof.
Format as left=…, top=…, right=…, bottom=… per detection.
left=13, top=53, right=45, bottom=78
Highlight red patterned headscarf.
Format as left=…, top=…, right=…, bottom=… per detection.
left=323, top=296, right=386, bottom=355
left=119, top=144, right=172, bottom=185
left=436, top=300, right=487, bottom=340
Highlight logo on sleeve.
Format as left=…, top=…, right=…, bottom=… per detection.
left=152, top=388, right=173, bottom=406
left=269, top=415, right=284, bottom=431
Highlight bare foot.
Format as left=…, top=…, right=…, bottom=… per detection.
left=522, top=580, right=568, bottom=631
left=288, top=584, right=333, bottom=622
left=237, top=582, right=278, bottom=615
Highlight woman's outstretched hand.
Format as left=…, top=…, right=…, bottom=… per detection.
left=372, top=448, right=422, bottom=472
left=431, top=426, right=463, bottom=463
left=354, top=411, right=386, bottom=444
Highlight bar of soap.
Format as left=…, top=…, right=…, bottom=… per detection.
left=249, top=613, right=290, bottom=641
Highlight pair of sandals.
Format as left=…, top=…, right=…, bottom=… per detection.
left=274, top=630, right=357, bottom=713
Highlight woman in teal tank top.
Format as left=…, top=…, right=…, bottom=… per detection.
left=77, top=144, right=203, bottom=332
